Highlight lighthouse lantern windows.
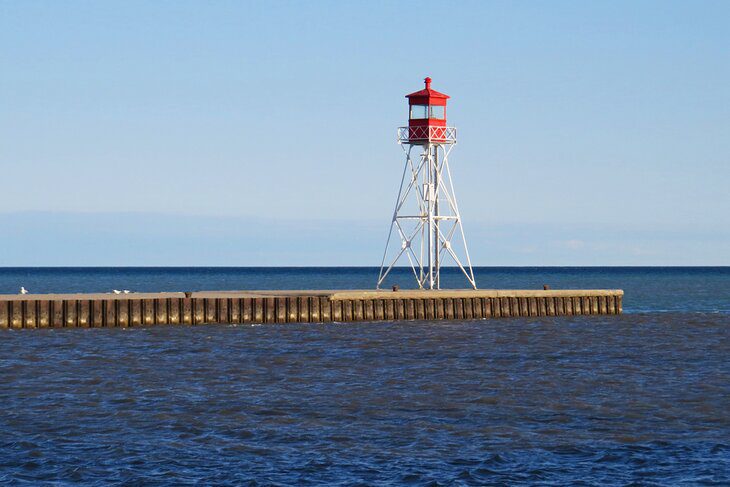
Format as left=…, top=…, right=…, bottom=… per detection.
left=410, top=104, right=446, bottom=120
left=410, top=105, right=428, bottom=119
left=430, top=105, right=445, bottom=120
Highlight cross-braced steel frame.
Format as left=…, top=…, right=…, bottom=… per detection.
left=377, top=128, right=477, bottom=290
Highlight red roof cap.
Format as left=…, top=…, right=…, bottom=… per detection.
left=406, top=77, right=450, bottom=100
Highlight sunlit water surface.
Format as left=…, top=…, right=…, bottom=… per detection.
left=1, top=267, right=728, bottom=485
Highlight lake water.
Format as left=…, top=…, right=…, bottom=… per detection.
left=1, top=267, right=729, bottom=484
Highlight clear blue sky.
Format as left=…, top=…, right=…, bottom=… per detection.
left=1, top=0, right=728, bottom=266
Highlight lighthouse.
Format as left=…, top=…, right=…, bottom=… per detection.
left=377, top=77, right=477, bottom=290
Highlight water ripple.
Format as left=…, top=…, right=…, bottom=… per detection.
left=1, top=313, right=729, bottom=484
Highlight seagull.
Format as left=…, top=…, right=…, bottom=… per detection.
left=20, top=287, right=28, bottom=295
left=123, top=290, right=131, bottom=294
left=113, top=290, right=122, bottom=294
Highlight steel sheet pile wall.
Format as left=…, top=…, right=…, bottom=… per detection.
left=0, top=290, right=623, bottom=329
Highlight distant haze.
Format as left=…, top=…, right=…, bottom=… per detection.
left=1, top=1, right=728, bottom=265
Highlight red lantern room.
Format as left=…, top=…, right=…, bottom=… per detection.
left=404, top=77, right=453, bottom=144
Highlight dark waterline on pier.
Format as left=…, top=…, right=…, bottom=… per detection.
left=1, top=267, right=729, bottom=484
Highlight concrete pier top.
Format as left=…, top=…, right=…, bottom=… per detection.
left=0, top=288, right=623, bottom=329
left=326, top=289, right=624, bottom=300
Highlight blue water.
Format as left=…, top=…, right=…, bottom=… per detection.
left=1, top=267, right=729, bottom=485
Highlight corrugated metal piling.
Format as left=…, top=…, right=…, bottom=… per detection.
left=0, top=289, right=623, bottom=329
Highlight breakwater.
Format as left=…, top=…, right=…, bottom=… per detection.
left=0, top=289, right=622, bottom=328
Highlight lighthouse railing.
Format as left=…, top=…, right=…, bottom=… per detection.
left=398, top=126, right=457, bottom=144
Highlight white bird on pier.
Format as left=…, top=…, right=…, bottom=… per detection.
left=113, top=290, right=122, bottom=294
left=123, top=290, right=131, bottom=294
left=20, top=287, right=28, bottom=294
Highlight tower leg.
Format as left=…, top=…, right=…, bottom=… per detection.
left=427, top=144, right=434, bottom=289
left=433, top=144, right=440, bottom=289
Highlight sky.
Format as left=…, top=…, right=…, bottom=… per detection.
left=1, top=0, right=728, bottom=266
